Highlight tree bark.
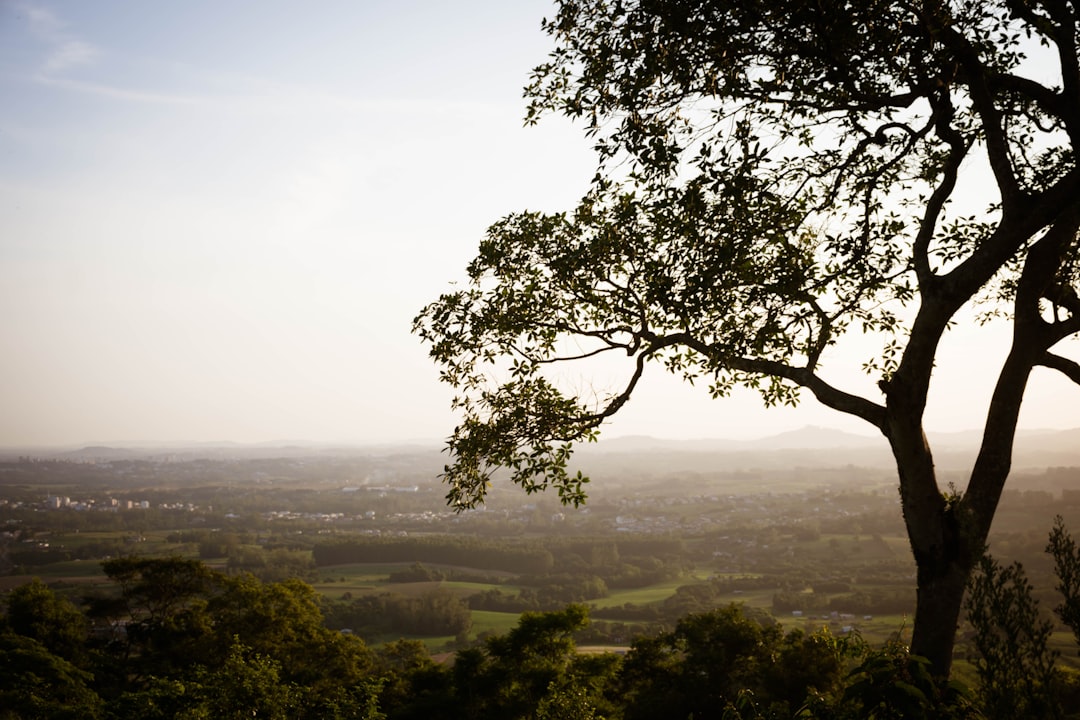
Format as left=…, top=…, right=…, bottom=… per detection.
left=909, top=552, right=972, bottom=674
left=887, top=433, right=975, bottom=675
left=894, top=454, right=979, bottom=677
left=889, top=349, right=1030, bottom=676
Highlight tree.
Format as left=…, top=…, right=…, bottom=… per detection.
left=4, top=578, right=88, bottom=664
left=964, top=554, right=1061, bottom=718
left=0, top=633, right=103, bottom=720
left=101, top=556, right=217, bottom=627
left=205, top=574, right=376, bottom=691
left=415, top=0, right=1080, bottom=676
left=611, top=604, right=860, bottom=718
left=463, top=605, right=592, bottom=718
left=180, top=640, right=302, bottom=720
left=1047, top=514, right=1080, bottom=644
left=98, top=556, right=219, bottom=680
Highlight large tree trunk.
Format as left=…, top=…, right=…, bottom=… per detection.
left=890, top=340, right=1038, bottom=676
left=891, top=429, right=996, bottom=677
left=886, top=372, right=988, bottom=678
left=908, top=540, right=976, bottom=675
left=899, top=494, right=982, bottom=676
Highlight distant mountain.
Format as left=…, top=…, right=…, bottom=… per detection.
left=590, top=435, right=744, bottom=453
left=19, top=440, right=446, bottom=462
left=1012, top=428, right=1080, bottom=465
left=58, top=446, right=138, bottom=460
left=585, top=425, right=1080, bottom=473
left=6, top=425, right=1078, bottom=467
left=595, top=426, right=882, bottom=453
left=1016, top=427, right=1080, bottom=450
left=742, top=425, right=882, bottom=450
left=925, top=429, right=986, bottom=448
left=918, top=428, right=1080, bottom=467
left=596, top=425, right=1080, bottom=452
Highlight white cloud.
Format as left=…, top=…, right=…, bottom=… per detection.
left=41, top=38, right=99, bottom=74
left=13, top=1, right=101, bottom=76
left=18, top=2, right=61, bottom=34
left=33, top=74, right=198, bottom=104
left=9, top=2, right=206, bottom=105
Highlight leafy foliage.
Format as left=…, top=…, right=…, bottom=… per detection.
left=4, top=578, right=88, bottom=663
left=1047, top=514, right=1080, bottom=646
left=960, top=518, right=1080, bottom=718
left=964, top=556, right=1060, bottom=717
left=417, top=0, right=1080, bottom=676
left=0, top=633, right=103, bottom=720
left=837, top=640, right=979, bottom=720
left=417, top=0, right=1080, bottom=506
left=180, top=640, right=302, bottom=720
left=5, top=565, right=1052, bottom=720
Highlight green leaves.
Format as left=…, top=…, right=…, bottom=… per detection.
left=416, top=175, right=827, bottom=508
left=440, top=377, right=595, bottom=510
left=964, top=553, right=1061, bottom=718
left=417, top=0, right=1080, bottom=515
left=1047, top=516, right=1080, bottom=648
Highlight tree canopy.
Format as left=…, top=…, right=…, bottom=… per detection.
left=416, top=0, right=1080, bottom=676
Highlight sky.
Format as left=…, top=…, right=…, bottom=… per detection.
left=1, top=1, right=1076, bottom=448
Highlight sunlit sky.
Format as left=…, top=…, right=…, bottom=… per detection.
left=1, top=1, right=1076, bottom=448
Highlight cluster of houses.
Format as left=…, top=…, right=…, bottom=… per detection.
left=2, top=495, right=193, bottom=512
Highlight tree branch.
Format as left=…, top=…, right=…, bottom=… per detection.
left=914, top=94, right=969, bottom=289
left=1003, top=0, right=1080, bottom=143
left=1038, top=352, right=1080, bottom=385
left=727, top=355, right=888, bottom=432
left=578, top=337, right=668, bottom=423
left=991, top=72, right=1068, bottom=121
left=643, top=331, right=888, bottom=431
left=935, top=22, right=1022, bottom=207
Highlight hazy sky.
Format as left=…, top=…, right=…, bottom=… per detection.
left=1, top=1, right=1076, bottom=447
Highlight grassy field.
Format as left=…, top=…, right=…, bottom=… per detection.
left=15, top=559, right=107, bottom=579
left=316, top=562, right=412, bottom=583
left=590, top=579, right=689, bottom=608
left=470, top=610, right=523, bottom=636
left=310, top=563, right=520, bottom=601
left=363, top=609, right=526, bottom=654
left=796, top=533, right=907, bottom=563
left=719, top=588, right=775, bottom=609
left=311, top=563, right=410, bottom=599
left=441, top=579, right=521, bottom=595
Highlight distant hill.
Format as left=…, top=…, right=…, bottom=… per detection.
left=584, top=425, right=1080, bottom=472
left=57, top=446, right=138, bottom=460
left=4, top=426, right=1078, bottom=468
left=10, top=441, right=445, bottom=462
left=589, top=435, right=744, bottom=453
left=594, top=426, right=881, bottom=453
left=742, top=425, right=882, bottom=450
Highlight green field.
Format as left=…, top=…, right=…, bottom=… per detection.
left=360, top=609, right=524, bottom=654
left=441, top=579, right=520, bottom=595
left=795, top=533, right=907, bottom=563
left=15, top=559, right=107, bottom=579
left=590, top=579, right=689, bottom=608
left=470, top=610, right=523, bottom=636
left=316, top=562, right=412, bottom=583
left=310, top=563, right=520, bottom=601
left=718, top=589, right=775, bottom=609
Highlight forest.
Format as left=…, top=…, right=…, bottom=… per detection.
left=4, top=539, right=1080, bottom=719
